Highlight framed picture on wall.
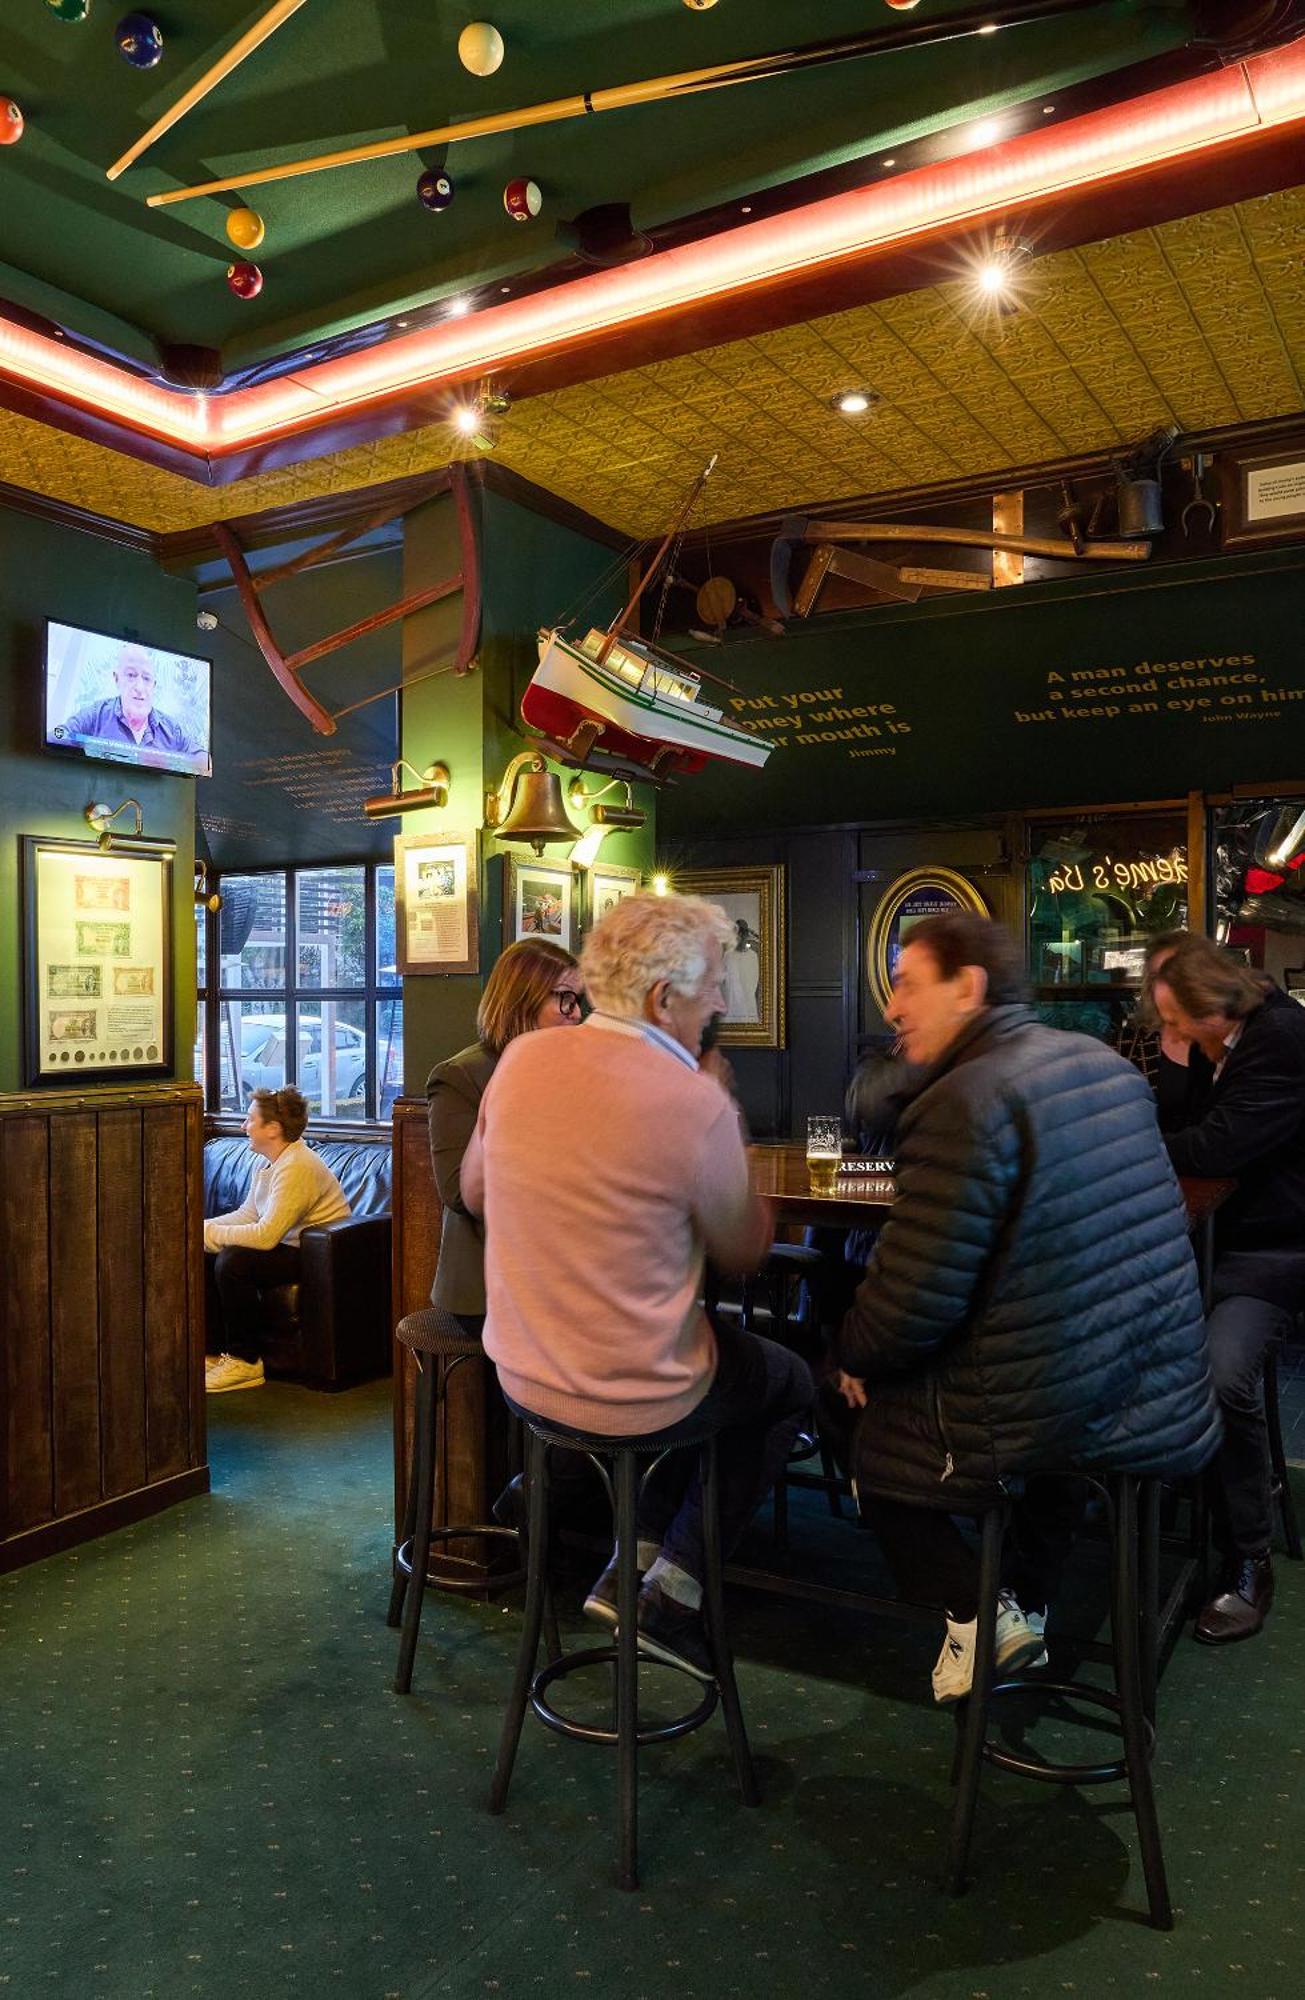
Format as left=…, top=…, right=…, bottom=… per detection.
left=504, top=854, right=578, bottom=952
left=21, top=834, right=174, bottom=1087
left=1220, top=444, right=1305, bottom=549
left=582, top=862, right=642, bottom=935
left=865, top=866, right=989, bottom=1014
left=672, top=865, right=786, bottom=1048
left=395, top=830, right=479, bottom=976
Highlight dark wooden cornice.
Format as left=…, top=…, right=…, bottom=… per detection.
left=0, top=477, right=156, bottom=555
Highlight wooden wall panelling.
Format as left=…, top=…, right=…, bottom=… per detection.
left=143, top=1105, right=190, bottom=1483
left=50, top=1114, right=102, bottom=1519
left=786, top=831, right=854, bottom=1136
left=98, top=1108, right=147, bottom=1500
left=185, top=1098, right=207, bottom=1473
left=2, top=1116, right=53, bottom=1536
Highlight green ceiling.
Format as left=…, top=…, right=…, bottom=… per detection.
left=0, top=0, right=1191, bottom=370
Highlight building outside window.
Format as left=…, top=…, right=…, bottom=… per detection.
left=198, top=863, right=402, bottom=1120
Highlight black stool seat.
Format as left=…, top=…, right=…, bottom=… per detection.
left=388, top=1308, right=546, bottom=1695
left=946, top=1471, right=1173, bottom=1931
left=488, top=1410, right=759, bottom=1891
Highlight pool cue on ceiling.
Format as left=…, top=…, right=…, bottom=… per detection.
left=107, top=0, right=311, bottom=182
left=145, top=0, right=1110, bottom=208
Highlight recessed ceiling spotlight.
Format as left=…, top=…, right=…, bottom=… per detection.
left=881, top=156, right=897, bottom=167
left=1042, top=104, right=1055, bottom=114
left=446, top=296, right=472, bottom=318
left=832, top=388, right=876, bottom=415
left=977, top=22, right=1000, bottom=33
left=740, top=204, right=753, bottom=214
left=452, top=404, right=482, bottom=436
left=396, top=318, right=410, bottom=329
left=973, top=230, right=1034, bottom=302
left=972, top=118, right=1005, bottom=147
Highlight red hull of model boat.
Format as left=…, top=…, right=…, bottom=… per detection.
left=520, top=681, right=712, bottom=777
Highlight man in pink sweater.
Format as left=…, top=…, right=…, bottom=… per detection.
left=463, top=891, right=813, bottom=1678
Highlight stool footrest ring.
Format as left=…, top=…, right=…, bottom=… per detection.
left=395, top=1521, right=526, bottom=1594
left=982, top=1676, right=1155, bottom=1785
left=530, top=1646, right=719, bottom=1746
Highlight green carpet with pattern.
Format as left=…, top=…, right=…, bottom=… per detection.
left=2, top=1381, right=1302, bottom=2000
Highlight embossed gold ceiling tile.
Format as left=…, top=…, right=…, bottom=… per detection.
left=1076, top=232, right=1241, bottom=431
left=1155, top=208, right=1305, bottom=418
left=957, top=298, right=1123, bottom=457
left=886, top=291, right=1070, bottom=464
left=1234, top=184, right=1305, bottom=263
left=1027, top=255, right=1176, bottom=438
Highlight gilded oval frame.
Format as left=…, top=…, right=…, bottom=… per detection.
left=865, top=866, right=989, bottom=1015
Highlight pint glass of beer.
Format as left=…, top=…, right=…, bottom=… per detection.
left=806, top=1115, right=843, bottom=1194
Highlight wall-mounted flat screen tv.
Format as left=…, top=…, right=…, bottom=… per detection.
left=44, top=620, right=213, bottom=778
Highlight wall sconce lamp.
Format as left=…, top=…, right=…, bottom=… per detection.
left=566, top=775, right=648, bottom=834
left=485, top=752, right=579, bottom=855
left=194, top=858, right=223, bottom=913
left=85, top=798, right=143, bottom=850
left=363, top=759, right=451, bottom=819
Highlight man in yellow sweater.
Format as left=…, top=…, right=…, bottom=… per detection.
left=464, top=892, right=813, bottom=1679
left=204, top=1086, right=350, bottom=1393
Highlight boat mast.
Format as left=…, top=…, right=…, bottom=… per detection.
left=597, top=454, right=717, bottom=666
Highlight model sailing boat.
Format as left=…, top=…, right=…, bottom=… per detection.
left=522, top=456, right=776, bottom=780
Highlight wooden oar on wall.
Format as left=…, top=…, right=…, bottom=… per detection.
left=144, top=0, right=1109, bottom=207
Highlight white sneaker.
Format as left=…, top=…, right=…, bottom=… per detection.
left=205, top=1353, right=265, bottom=1394
left=931, top=1591, right=1046, bottom=1704
left=1021, top=1605, right=1050, bottom=1670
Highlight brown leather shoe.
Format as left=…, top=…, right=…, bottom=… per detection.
left=1195, top=1554, right=1274, bottom=1645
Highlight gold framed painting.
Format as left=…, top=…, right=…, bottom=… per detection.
left=583, top=861, right=642, bottom=935
left=22, top=834, right=175, bottom=1086
left=395, top=830, right=479, bottom=976
left=673, top=865, right=785, bottom=1048
left=504, top=854, right=578, bottom=952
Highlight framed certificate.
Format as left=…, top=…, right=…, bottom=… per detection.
left=395, top=830, right=479, bottom=976
left=22, top=834, right=174, bottom=1086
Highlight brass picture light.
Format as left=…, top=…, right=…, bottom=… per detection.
left=363, top=759, right=451, bottom=819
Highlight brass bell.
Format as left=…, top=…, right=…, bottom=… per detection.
left=489, top=753, right=579, bottom=855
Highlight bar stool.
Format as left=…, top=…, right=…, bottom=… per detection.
left=945, top=1472, right=1173, bottom=1931
left=1264, top=1343, right=1303, bottom=1561
left=488, top=1413, right=759, bottom=1891
left=388, top=1307, right=552, bottom=1696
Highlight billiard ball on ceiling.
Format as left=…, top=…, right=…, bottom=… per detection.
left=226, top=261, right=263, bottom=301
left=116, top=12, right=164, bottom=66
left=417, top=169, right=454, bottom=211
left=457, top=22, right=504, bottom=76
left=46, top=0, right=92, bottom=21
left=503, top=177, right=541, bottom=222
left=0, top=100, right=24, bottom=145
left=882, top=1, right=921, bottom=9
left=683, top=1, right=719, bottom=9
left=225, top=206, right=266, bottom=251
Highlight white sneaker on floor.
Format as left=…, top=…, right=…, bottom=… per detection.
left=1021, top=1605, right=1050, bottom=1670
left=931, top=1591, right=1046, bottom=1704
left=205, top=1353, right=265, bottom=1394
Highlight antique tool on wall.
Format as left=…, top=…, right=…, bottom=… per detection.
left=793, top=545, right=922, bottom=617
left=1057, top=480, right=1088, bottom=554
left=770, top=512, right=1151, bottom=614
left=1181, top=451, right=1219, bottom=537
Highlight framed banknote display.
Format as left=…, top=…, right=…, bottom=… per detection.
left=22, top=835, right=174, bottom=1086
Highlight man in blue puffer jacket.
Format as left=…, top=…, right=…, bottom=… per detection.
left=836, top=913, right=1220, bottom=1704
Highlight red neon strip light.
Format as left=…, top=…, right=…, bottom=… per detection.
left=1, top=40, right=1302, bottom=461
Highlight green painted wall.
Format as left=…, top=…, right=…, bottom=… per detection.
left=399, top=484, right=657, bottom=1094
left=0, top=507, right=198, bottom=1094
left=660, top=546, right=1305, bottom=838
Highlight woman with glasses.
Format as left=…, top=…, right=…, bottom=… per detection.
left=425, top=938, right=585, bottom=1332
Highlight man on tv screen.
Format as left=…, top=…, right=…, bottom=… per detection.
left=62, top=644, right=200, bottom=759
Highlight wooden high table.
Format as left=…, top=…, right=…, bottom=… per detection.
left=737, top=1143, right=1233, bottom=1667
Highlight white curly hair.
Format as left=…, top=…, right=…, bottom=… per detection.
left=580, top=891, right=732, bottom=1017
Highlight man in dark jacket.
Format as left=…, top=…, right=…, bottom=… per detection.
left=837, top=913, right=1219, bottom=1703
left=1154, top=939, right=1305, bottom=1643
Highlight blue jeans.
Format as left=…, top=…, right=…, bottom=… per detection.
left=641, top=1324, right=814, bottom=1581
left=514, top=1324, right=814, bottom=1585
